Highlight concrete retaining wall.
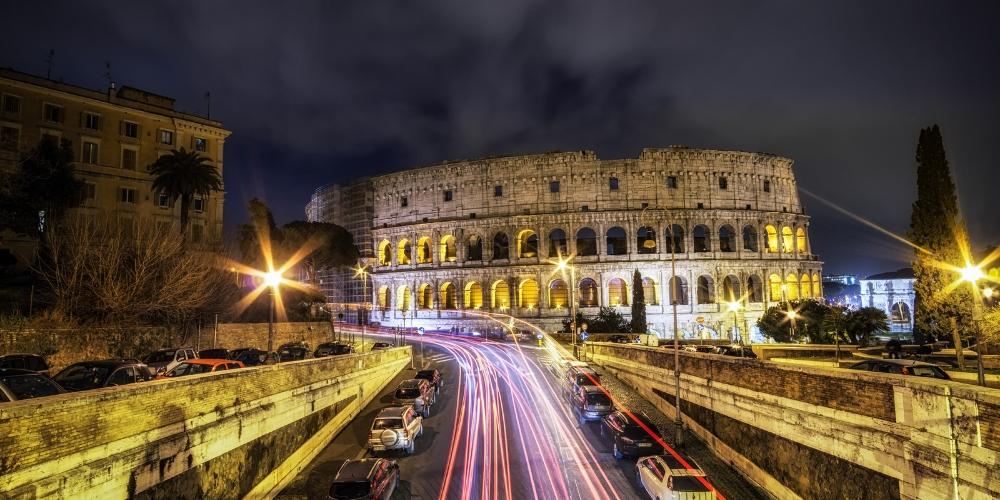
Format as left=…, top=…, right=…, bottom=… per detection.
left=0, top=347, right=411, bottom=499
left=588, top=342, right=1000, bottom=500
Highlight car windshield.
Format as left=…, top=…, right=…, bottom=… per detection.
left=671, top=476, right=711, bottom=492
left=396, top=388, right=420, bottom=399
left=329, top=481, right=370, bottom=499
left=54, top=365, right=112, bottom=390
left=586, top=393, right=611, bottom=406
left=2, top=374, right=61, bottom=399
left=910, top=366, right=948, bottom=379
left=170, top=363, right=212, bottom=376
left=144, top=351, right=176, bottom=363
left=372, top=418, right=403, bottom=430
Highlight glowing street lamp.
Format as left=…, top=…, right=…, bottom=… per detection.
left=785, top=308, right=799, bottom=340
left=263, top=269, right=284, bottom=354
left=551, top=255, right=579, bottom=358
left=957, top=262, right=989, bottom=386
left=354, top=261, right=372, bottom=351
left=727, top=301, right=742, bottom=346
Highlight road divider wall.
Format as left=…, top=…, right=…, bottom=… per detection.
left=588, top=342, right=1000, bottom=500
left=0, top=346, right=411, bottom=499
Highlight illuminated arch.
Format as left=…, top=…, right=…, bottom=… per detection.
left=722, top=275, right=741, bottom=302
left=396, top=285, right=411, bottom=311
left=464, top=281, right=483, bottom=309
left=439, top=235, right=457, bottom=262
left=785, top=273, right=799, bottom=300
left=491, top=280, right=510, bottom=309
left=579, top=278, right=599, bottom=307
left=439, top=282, right=457, bottom=309
left=377, top=240, right=392, bottom=266
left=796, top=227, right=807, bottom=253
left=549, top=279, right=568, bottom=309
left=812, top=273, right=822, bottom=298
left=765, top=225, right=779, bottom=253
left=517, top=229, right=538, bottom=258
left=781, top=227, right=794, bottom=254
left=377, top=285, right=390, bottom=309
left=608, top=278, right=628, bottom=306
left=417, top=283, right=433, bottom=309
left=416, top=236, right=433, bottom=263
left=800, top=273, right=812, bottom=298
left=769, top=274, right=782, bottom=301
left=397, top=239, right=412, bottom=265
left=519, top=278, right=539, bottom=309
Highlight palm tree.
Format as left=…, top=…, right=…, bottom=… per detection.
left=150, top=148, right=222, bottom=240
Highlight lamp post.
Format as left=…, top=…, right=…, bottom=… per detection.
left=669, top=222, right=682, bottom=449
left=263, top=270, right=283, bottom=354
left=786, top=309, right=799, bottom=341
left=553, top=256, right=578, bottom=358
left=958, top=264, right=989, bottom=386
left=354, top=262, right=371, bottom=352
left=727, top=300, right=742, bottom=346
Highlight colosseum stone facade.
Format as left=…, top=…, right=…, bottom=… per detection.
left=367, top=147, right=822, bottom=340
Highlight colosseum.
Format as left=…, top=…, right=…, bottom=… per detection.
left=366, top=147, right=822, bottom=340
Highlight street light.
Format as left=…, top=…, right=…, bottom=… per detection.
left=263, top=270, right=283, bottom=354
left=552, top=255, right=579, bottom=358
left=958, top=263, right=988, bottom=386
left=354, top=261, right=372, bottom=352
left=785, top=309, right=799, bottom=340
left=727, top=300, right=742, bottom=346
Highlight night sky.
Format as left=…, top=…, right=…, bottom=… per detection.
left=4, top=1, right=998, bottom=277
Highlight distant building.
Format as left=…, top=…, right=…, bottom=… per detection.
left=305, top=180, right=374, bottom=323
left=822, top=274, right=861, bottom=308
left=859, top=268, right=914, bottom=332
left=824, top=274, right=858, bottom=286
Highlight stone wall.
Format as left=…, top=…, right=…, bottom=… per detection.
left=0, top=347, right=411, bottom=498
left=205, top=321, right=336, bottom=351
left=588, top=342, right=1000, bottom=500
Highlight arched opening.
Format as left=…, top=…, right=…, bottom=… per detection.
left=697, top=275, right=715, bottom=304
left=637, top=226, right=657, bottom=254
left=377, top=285, right=390, bottom=309
left=549, top=279, right=568, bottom=309
left=719, top=225, right=735, bottom=252
left=765, top=225, right=779, bottom=253
left=668, top=276, right=689, bottom=305
left=606, top=227, right=627, bottom=255
left=548, top=229, right=568, bottom=257
left=517, top=229, right=538, bottom=258
left=781, top=227, right=794, bottom=253
left=416, top=236, right=433, bottom=263
left=576, top=227, right=598, bottom=256
left=742, top=226, right=758, bottom=252
left=491, top=280, right=510, bottom=309
left=464, top=282, right=483, bottom=309
left=608, top=278, right=628, bottom=306
left=440, top=282, right=457, bottom=309
left=467, top=235, right=483, bottom=261
left=812, top=273, right=822, bottom=298
left=492, top=232, right=510, bottom=260
left=642, top=277, right=659, bottom=305
left=769, top=274, right=782, bottom=301
left=377, top=240, right=392, bottom=266
left=397, top=239, right=412, bottom=265
left=439, top=235, right=457, bottom=262
left=796, top=227, right=807, bottom=253
left=396, top=285, right=411, bottom=311
left=800, top=273, right=812, bottom=298
left=579, top=278, right=599, bottom=307
left=519, top=279, right=539, bottom=309
left=665, top=224, right=685, bottom=253
left=890, top=302, right=911, bottom=325
left=693, top=225, right=711, bottom=252
left=784, top=273, right=799, bottom=300
left=417, top=283, right=433, bottom=309
left=747, top=275, right=763, bottom=303
left=722, top=275, right=741, bottom=302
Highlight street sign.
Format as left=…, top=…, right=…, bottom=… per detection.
left=417, top=327, right=425, bottom=336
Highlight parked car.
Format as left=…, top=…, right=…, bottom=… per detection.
left=681, top=345, right=716, bottom=354
left=198, top=348, right=230, bottom=359
left=606, top=334, right=641, bottom=344
left=600, top=411, right=664, bottom=460
left=848, top=359, right=950, bottom=380
left=371, top=342, right=393, bottom=350
left=637, top=454, right=716, bottom=499
left=327, top=458, right=400, bottom=500
left=565, top=365, right=601, bottom=395
left=278, top=341, right=310, bottom=351
left=229, top=347, right=279, bottom=366
left=569, top=384, right=613, bottom=425
left=278, top=346, right=310, bottom=362
left=0, top=354, right=50, bottom=376
left=367, top=406, right=423, bottom=455
left=143, top=348, right=198, bottom=374
left=157, top=359, right=244, bottom=379
left=393, top=379, right=434, bottom=417
left=315, top=342, right=354, bottom=357
left=53, top=359, right=156, bottom=392
left=0, top=368, right=65, bottom=402
left=414, top=369, right=443, bottom=393
left=712, top=345, right=757, bottom=358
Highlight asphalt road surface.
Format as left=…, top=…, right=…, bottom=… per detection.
left=278, top=331, right=765, bottom=500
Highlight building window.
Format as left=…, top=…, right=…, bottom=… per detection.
left=121, top=149, right=137, bottom=170
left=193, top=197, right=205, bottom=213
left=400, top=196, right=408, bottom=208
left=81, top=182, right=96, bottom=204
left=763, top=180, right=771, bottom=192
left=119, top=187, right=136, bottom=204
left=83, top=112, right=101, bottom=130
left=122, top=121, right=139, bottom=138
left=2, top=94, right=21, bottom=115
left=549, top=180, right=560, bottom=193
left=494, top=185, right=503, bottom=197
left=719, top=176, right=728, bottom=189
left=666, top=176, right=678, bottom=188
left=42, top=103, right=63, bottom=123
left=443, top=190, right=453, bottom=202
left=696, top=202, right=704, bottom=209
left=157, top=193, right=170, bottom=208
left=0, top=126, right=18, bottom=151
left=609, top=177, right=619, bottom=190
left=82, top=141, right=99, bottom=164
left=158, top=129, right=174, bottom=145
left=193, top=137, right=207, bottom=152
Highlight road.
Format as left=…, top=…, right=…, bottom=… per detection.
left=278, top=331, right=765, bottom=499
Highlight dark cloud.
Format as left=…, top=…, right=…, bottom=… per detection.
left=3, top=1, right=998, bottom=275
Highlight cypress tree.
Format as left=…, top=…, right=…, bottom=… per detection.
left=908, top=125, right=973, bottom=343
left=630, top=269, right=647, bottom=333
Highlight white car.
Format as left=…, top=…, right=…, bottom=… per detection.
left=637, top=455, right=717, bottom=499
left=368, top=405, right=424, bottom=455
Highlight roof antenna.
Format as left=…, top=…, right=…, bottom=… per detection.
left=45, top=50, right=55, bottom=79
left=104, top=62, right=114, bottom=100
left=205, top=91, right=211, bottom=119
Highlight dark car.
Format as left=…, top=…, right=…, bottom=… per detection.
left=681, top=345, right=716, bottom=354
left=0, top=354, right=51, bottom=376
left=600, top=411, right=664, bottom=459
left=849, top=359, right=950, bottom=380
left=230, top=348, right=279, bottom=366
left=327, top=458, right=399, bottom=500
left=565, top=366, right=601, bottom=393
left=371, top=342, right=393, bottom=350
left=278, top=346, right=311, bottom=362
left=279, top=341, right=310, bottom=351
left=53, top=359, right=156, bottom=392
left=569, top=385, right=613, bottom=425
left=0, top=368, right=65, bottom=402
left=713, top=345, right=757, bottom=358
left=414, top=369, right=443, bottom=393
left=198, top=348, right=230, bottom=360
left=315, top=342, right=354, bottom=357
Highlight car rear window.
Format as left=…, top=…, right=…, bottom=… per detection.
left=575, top=373, right=599, bottom=386
left=586, top=393, right=611, bottom=406
left=910, top=366, right=948, bottom=379
left=329, top=480, right=370, bottom=499
left=372, top=418, right=403, bottom=430
left=2, top=374, right=62, bottom=399
left=54, top=365, right=112, bottom=390
left=624, top=421, right=658, bottom=439
left=670, top=476, right=711, bottom=492
left=396, top=388, right=420, bottom=399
